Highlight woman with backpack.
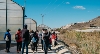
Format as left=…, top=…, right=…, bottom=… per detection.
left=15, top=28, right=22, bottom=53
left=31, top=31, right=39, bottom=53
left=4, top=29, right=11, bottom=53
left=29, top=30, right=34, bottom=44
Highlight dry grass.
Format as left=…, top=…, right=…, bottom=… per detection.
left=58, top=30, right=100, bottom=54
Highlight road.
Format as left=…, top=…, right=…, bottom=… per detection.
left=0, top=39, right=72, bottom=54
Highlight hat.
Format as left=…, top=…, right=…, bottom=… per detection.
left=53, top=32, right=55, bottom=34
left=44, top=28, right=47, bottom=30
left=7, top=29, right=11, bottom=31
left=24, top=24, right=27, bottom=29
left=18, top=28, right=21, bottom=30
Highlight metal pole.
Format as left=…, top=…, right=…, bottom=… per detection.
left=41, top=14, right=44, bottom=27
left=6, top=0, right=7, bottom=30
left=23, top=7, right=25, bottom=28
left=42, top=16, right=43, bottom=25
left=23, top=0, right=26, bottom=28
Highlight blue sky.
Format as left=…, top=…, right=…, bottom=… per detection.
left=14, top=0, right=100, bottom=28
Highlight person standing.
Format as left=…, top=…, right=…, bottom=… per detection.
left=29, top=30, right=34, bottom=43
left=21, top=25, right=29, bottom=54
left=4, top=29, right=11, bottom=53
left=31, top=31, right=39, bottom=53
left=36, top=30, right=39, bottom=47
left=41, top=29, right=45, bottom=50
left=15, top=28, right=22, bottom=53
left=51, top=32, right=56, bottom=47
left=42, top=29, right=51, bottom=54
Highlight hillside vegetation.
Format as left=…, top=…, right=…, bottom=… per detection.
left=58, top=29, right=100, bottom=54
left=57, top=16, right=100, bottom=54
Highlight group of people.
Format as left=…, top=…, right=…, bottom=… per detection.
left=4, top=25, right=29, bottom=54
left=4, top=24, right=58, bottom=54
left=39, top=29, right=58, bottom=54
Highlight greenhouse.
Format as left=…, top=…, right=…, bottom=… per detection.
left=0, top=0, right=24, bottom=40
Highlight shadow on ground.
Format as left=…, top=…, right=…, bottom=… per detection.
left=0, top=43, right=16, bottom=50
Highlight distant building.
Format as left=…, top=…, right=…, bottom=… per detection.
left=37, top=24, right=51, bottom=31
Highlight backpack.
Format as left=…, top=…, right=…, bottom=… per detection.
left=31, top=37, right=37, bottom=43
left=15, top=34, right=19, bottom=40
left=5, top=35, right=9, bottom=41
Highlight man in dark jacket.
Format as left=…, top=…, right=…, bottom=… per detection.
left=21, top=25, right=29, bottom=54
left=42, top=29, right=51, bottom=54
left=4, top=29, right=11, bottom=53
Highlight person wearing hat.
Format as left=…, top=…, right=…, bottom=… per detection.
left=15, top=28, right=22, bottom=53
left=4, top=29, right=11, bottom=53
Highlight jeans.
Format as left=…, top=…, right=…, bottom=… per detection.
left=17, top=42, right=22, bottom=51
left=21, top=41, right=28, bottom=54
left=48, top=44, right=51, bottom=50
left=43, top=40, right=49, bottom=54
left=31, top=42, right=37, bottom=52
left=41, top=39, right=43, bottom=50
left=6, top=41, right=11, bottom=51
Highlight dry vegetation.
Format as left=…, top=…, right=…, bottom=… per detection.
left=58, top=29, right=100, bottom=54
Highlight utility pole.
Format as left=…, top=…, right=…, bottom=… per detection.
left=41, top=14, right=45, bottom=28
left=23, top=0, right=27, bottom=28
left=41, top=14, right=44, bottom=25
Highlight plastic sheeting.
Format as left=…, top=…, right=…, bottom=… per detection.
left=0, top=0, right=23, bottom=40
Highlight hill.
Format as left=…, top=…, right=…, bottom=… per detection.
left=68, top=16, right=100, bottom=30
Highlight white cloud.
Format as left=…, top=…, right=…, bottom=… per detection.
left=66, top=2, right=70, bottom=4
left=73, top=6, right=86, bottom=10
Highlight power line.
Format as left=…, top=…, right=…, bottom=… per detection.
left=42, top=0, right=58, bottom=14
left=41, top=0, right=52, bottom=14
left=46, top=0, right=65, bottom=14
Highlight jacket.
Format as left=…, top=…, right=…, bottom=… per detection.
left=21, top=29, right=29, bottom=41
left=4, top=32, right=11, bottom=41
left=16, top=31, right=22, bottom=42
left=51, top=34, right=56, bottom=39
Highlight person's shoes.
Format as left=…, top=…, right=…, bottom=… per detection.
left=7, top=51, right=10, bottom=53
left=19, top=51, right=21, bottom=53
left=36, top=51, right=38, bottom=53
left=5, top=50, right=7, bottom=52
left=50, top=49, right=52, bottom=50
left=17, top=51, right=19, bottom=53
left=33, top=52, right=34, bottom=54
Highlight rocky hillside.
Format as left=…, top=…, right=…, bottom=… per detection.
left=68, top=16, right=100, bottom=30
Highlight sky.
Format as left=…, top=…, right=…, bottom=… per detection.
left=14, top=0, right=100, bottom=28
